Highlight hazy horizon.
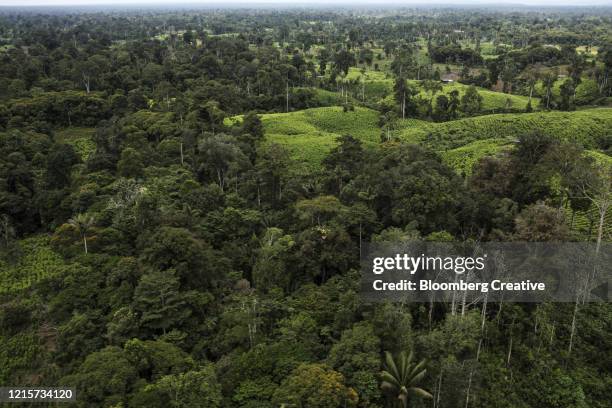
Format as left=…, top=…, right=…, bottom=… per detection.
left=1, top=0, right=611, bottom=7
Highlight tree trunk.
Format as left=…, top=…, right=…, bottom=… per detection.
left=507, top=336, right=512, bottom=365
left=528, top=85, right=533, bottom=105
left=286, top=81, right=289, bottom=112
left=435, top=369, right=443, bottom=408
left=568, top=298, right=579, bottom=355
left=595, top=204, right=607, bottom=256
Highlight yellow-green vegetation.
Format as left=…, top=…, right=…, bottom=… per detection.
left=565, top=205, right=612, bottom=240
left=535, top=78, right=600, bottom=105
left=299, top=87, right=355, bottom=106
left=236, top=107, right=611, bottom=176
left=396, top=108, right=612, bottom=151
left=232, top=106, right=380, bottom=172
left=341, top=67, right=394, bottom=101
left=586, top=150, right=612, bottom=167
left=55, top=127, right=96, bottom=160
left=0, top=235, right=68, bottom=294
left=344, top=67, right=390, bottom=83
left=437, top=82, right=536, bottom=111
left=0, top=332, right=41, bottom=383
left=441, top=139, right=513, bottom=175
left=330, top=64, right=536, bottom=110
left=576, top=45, right=598, bottom=56
left=312, top=88, right=349, bottom=105
left=379, top=80, right=537, bottom=112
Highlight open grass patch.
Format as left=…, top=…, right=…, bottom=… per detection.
left=396, top=108, right=612, bottom=151
left=231, top=106, right=380, bottom=172
left=0, top=235, right=68, bottom=294
left=410, top=81, right=537, bottom=111
left=441, top=139, right=512, bottom=176
left=55, top=127, right=96, bottom=160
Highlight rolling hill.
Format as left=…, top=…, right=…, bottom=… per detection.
left=230, top=106, right=381, bottom=172
left=395, top=108, right=612, bottom=151
left=340, top=67, right=538, bottom=111
left=242, top=107, right=611, bottom=174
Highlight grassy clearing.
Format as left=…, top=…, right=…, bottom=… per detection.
left=0, top=332, right=42, bottom=384
left=409, top=81, right=537, bottom=111
left=341, top=67, right=395, bottom=101
left=378, top=80, right=537, bottom=112
left=440, top=82, right=535, bottom=111
left=240, top=106, right=611, bottom=176
left=396, top=108, right=612, bottom=151
left=309, top=88, right=355, bottom=106
left=329, top=60, right=537, bottom=110
left=0, top=235, right=68, bottom=294
left=232, top=106, right=380, bottom=172
left=55, top=127, right=96, bottom=160
left=441, top=139, right=512, bottom=176
left=535, top=78, right=600, bottom=105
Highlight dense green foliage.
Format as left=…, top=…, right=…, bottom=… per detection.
left=0, top=5, right=610, bottom=408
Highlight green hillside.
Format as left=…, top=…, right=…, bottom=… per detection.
left=414, top=81, right=537, bottom=112
left=340, top=67, right=537, bottom=110
left=396, top=108, right=612, bottom=151
left=343, top=68, right=395, bottom=101
left=441, top=139, right=513, bottom=176
left=233, top=106, right=381, bottom=172
left=235, top=107, right=611, bottom=174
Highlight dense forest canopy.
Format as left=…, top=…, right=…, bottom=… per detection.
left=0, top=4, right=611, bottom=408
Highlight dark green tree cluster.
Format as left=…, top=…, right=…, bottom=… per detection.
left=0, top=7, right=610, bottom=408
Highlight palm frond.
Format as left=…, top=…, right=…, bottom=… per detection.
left=409, top=387, right=433, bottom=399
left=408, top=359, right=427, bottom=381
left=384, top=350, right=401, bottom=381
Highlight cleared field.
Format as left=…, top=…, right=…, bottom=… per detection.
left=323, top=62, right=536, bottom=110
left=535, top=78, right=600, bottom=105
left=230, top=106, right=380, bottom=172
left=435, top=82, right=536, bottom=111
left=341, top=67, right=395, bottom=101
left=378, top=80, right=538, bottom=111
left=232, top=107, right=611, bottom=174
left=0, top=236, right=68, bottom=294
left=55, top=127, right=96, bottom=160
left=441, top=138, right=513, bottom=176
left=395, top=108, right=612, bottom=151
left=311, top=88, right=353, bottom=106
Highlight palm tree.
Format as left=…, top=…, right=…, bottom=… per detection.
left=381, top=350, right=432, bottom=408
left=68, top=213, right=95, bottom=254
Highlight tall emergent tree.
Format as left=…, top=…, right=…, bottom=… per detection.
left=68, top=213, right=95, bottom=254
left=381, top=350, right=432, bottom=408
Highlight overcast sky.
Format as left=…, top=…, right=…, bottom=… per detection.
left=1, top=0, right=611, bottom=7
